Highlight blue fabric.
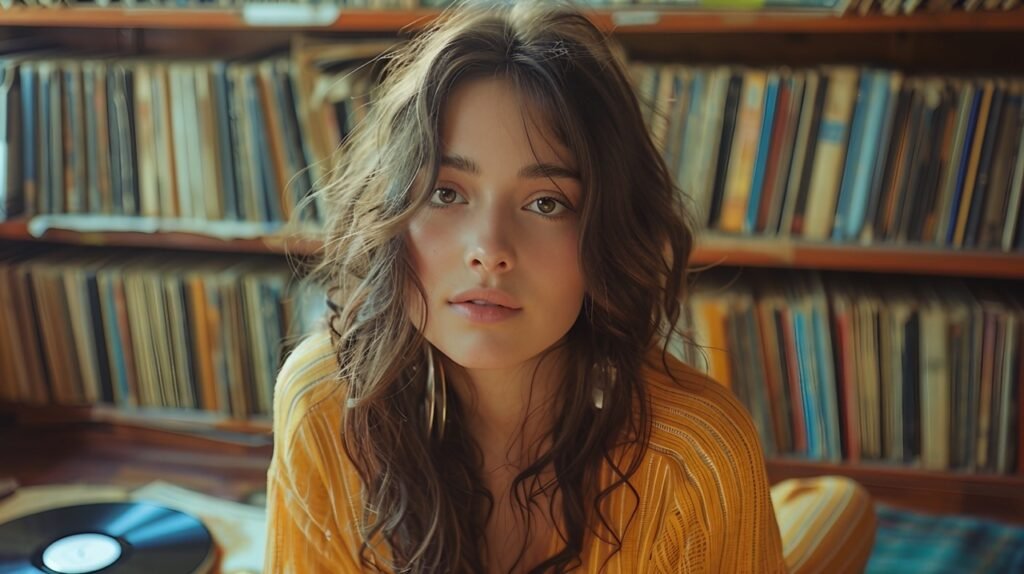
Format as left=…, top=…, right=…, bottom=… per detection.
left=867, top=504, right=1024, bottom=573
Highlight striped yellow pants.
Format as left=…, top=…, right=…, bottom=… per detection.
left=772, top=476, right=878, bottom=574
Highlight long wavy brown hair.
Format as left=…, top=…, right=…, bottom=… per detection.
left=305, top=1, right=695, bottom=572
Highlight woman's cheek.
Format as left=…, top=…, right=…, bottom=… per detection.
left=528, top=219, right=580, bottom=262
left=407, top=213, right=449, bottom=271
left=405, top=215, right=446, bottom=327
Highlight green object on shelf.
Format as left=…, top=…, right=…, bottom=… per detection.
left=701, top=0, right=767, bottom=8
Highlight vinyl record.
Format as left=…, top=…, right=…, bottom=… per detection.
left=0, top=501, right=215, bottom=574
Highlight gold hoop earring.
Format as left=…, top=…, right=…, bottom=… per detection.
left=425, top=346, right=448, bottom=439
left=591, top=360, right=617, bottom=411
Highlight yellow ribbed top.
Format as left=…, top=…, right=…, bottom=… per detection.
left=265, top=331, right=787, bottom=573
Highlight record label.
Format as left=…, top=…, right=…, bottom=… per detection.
left=42, top=533, right=123, bottom=574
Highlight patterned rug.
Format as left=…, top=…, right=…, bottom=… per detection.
left=867, top=504, right=1024, bottom=573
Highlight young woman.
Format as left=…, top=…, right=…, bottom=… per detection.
left=265, top=2, right=876, bottom=572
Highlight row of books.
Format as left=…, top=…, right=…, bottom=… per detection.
left=601, top=0, right=1023, bottom=11
left=674, top=271, right=1022, bottom=475
left=0, top=38, right=390, bottom=225
left=0, top=246, right=1019, bottom=473
left=632, top=63, right=1024, bottom=251
left=5, top=44, right=1024, bottom=255
left=847, top=0, right=1021, bottom=13
left=0, top=247, right=325, bottom=418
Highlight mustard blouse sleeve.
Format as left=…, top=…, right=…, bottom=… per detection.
left=264, top=335, right=362, bottom=573
left=646, top=374, right=788, bottom=573
left=265, top=423, right=362, bottom=573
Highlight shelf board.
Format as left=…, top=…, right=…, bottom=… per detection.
left=0, top=219, right=320, bottom=256
left=693, top=234, right=1024, bottom=279
left=3, top=220, right=1023, bottom=278
left=767, top=458, right=1024, bottom=523
left=1, top=6, right=1023, bottom=34
left=767, top=457, right=1024, bottom=488
left=0, top=6, right=437, bottom=32
left=0, top=401, right=272, bottom=440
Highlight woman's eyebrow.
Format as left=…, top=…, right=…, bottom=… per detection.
left=441, top=154, right=581, bottom=181
left=519, top=162, right=581, bottom=181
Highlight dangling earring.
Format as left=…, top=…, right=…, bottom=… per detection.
left=591, top=359, right=618, bottom=411
left=425, top=346, right=448, bottom=439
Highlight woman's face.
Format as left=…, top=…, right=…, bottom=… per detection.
left=406, top=77, right=586, bottom=371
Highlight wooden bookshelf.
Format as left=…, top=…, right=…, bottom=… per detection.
left=3, top=3, right=1024, bottom=528
left=3, top=220, right=1022, bottom=278
left=0, top=6, right=1023, bottom=34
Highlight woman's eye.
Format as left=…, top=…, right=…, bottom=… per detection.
left=430, top=187, right=465, bottom=206
left=526, top=197, right=570, bottom=216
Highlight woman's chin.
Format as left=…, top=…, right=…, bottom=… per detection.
left=441, top=351, right=526, bottom=372
left=436, top=340, right=568, bottom=374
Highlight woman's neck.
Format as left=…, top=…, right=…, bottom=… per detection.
left=446, top=352, right=565, bottom=472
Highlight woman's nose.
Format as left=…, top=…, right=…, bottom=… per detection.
left=464, top=208, right=516, bottom=275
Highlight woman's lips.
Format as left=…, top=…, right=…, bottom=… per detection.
left=449, top=301, right=522, bottom=323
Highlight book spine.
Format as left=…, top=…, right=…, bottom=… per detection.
left=868, top=78, right=911, bottom=242
left=1003, top=100, right=1024, bottom=251
left=811, top=288, right=842, bottom=462
left=964, top=83, right=1007, bottom=247
left=19, top=64, right=37, bottom=216
left=721, top=70, right=767, bottom=233
left=833, top=70, right=873, bottom=241
left=845, top=71, right=891, bottom=241
left=709, top=72, right=743, bottom=227
left=953, top=81, right=994, bottom=247
left=804, top=67, right=859, bottom=240
left=746, top=73, right=780, bottom=234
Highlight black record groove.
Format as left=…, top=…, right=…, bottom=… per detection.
left=0, top=502, right=214, bottom=574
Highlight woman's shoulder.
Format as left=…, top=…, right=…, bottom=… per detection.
left=273, top=330, right=345, bottom=445
left=633, top=355, right=785, bottom=572
left=268, top=332, right=367, bottom=562
left=639, top=347, right=763, bottom=465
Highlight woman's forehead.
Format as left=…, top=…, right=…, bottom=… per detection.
left=438, top=76, right=578, bottom=172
